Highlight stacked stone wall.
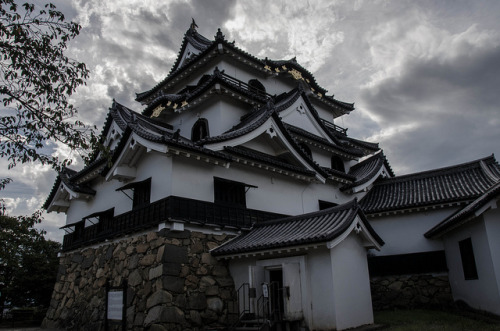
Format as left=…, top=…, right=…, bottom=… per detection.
left=370, top=273, right=453, bottom=310
left=42, top=229, right=237, bottom=330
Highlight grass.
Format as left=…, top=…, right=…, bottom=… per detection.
left=374, top=309, right=500, bottom=331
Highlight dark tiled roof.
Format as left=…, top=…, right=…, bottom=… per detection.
left=285, top=124, right=364, bottom=157
left=263, top=58, right=354, bottom=112
left=425, top=180, right=500, bottom=238
left=330, top=131, right=380, bottom=153
left=361, top=155, right=500, bottom=214
left=224, top=146, right=316, bottom=177
left=43, top=167, right=96, bottom=210
left=136, top=26, right=354, bottom=114
left=341, top=152, right=392, bottom=192
left=108, top=101, right=233, bottom=161
left=142, top=69, right=270, bottom=117
left=321, top=167, right=356, bottom=182
left=212, top=199, right=383, bottom=256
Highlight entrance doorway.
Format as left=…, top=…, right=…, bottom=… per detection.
left=269, top=268, right=284, bottom=320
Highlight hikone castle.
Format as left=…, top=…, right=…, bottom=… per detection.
left=42, top=22, right=500, bottom=331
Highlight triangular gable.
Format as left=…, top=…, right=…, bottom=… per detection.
left=425, top=180, right=500, bottom=238
left=279, top=91, right=332, bottom=139
left=202, top=104, right=327, bottom=182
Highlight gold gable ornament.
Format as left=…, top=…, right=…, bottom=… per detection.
left=264, top=65, right=272, bottom=71
left=289, top=69, right=303, bottom=80
left=151, top=105, right=166, bottom=118
left=181, top=100, right=189, bottom=107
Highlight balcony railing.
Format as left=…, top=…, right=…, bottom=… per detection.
left=62, top=196, right=287, bottom=251
left=320, top=119, right=348, bottom=135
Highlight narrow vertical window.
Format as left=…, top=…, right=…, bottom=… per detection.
left=459, top=238, right=478, bottom=280
left=133, top=179, right=151, bottom=209
left=192, top=118, right=209, bottom=142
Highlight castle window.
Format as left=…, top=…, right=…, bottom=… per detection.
left=192, top=118, right=209, bottom=142
left=116, top=178, right=151, bottom=209
left=214, top=177, right=256, bottom=208
left=299, top=143, right=312, bottom=159
left=331, top=155, right=345, bottom=172
left=248, top=79, right=266, bottom=94
left=459, top=238, right=478, bottom=280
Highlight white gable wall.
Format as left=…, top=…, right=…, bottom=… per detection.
left=443, top=215, right=500, bottom=315
left=368, top=208, right=454, bottom=256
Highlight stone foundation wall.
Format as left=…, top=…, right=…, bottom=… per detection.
left=370, top=274, right=453, bottom=310
left=42, top=229, right=237, bottom=330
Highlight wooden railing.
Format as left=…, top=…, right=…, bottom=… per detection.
left=220, top=72, right=272, bottom=100
left=62, top=196, right=286, bottom=251
left=320, top=119, right=348, bottom=135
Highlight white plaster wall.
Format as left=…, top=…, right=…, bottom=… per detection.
left=307, top=248, right=337, bottom=330
left=444, top=215, right=500, bottom=315
left=65, top=152, right=173, bottom=225
left=163, top=98, right=248, bottom=141
left=314, top=103, right=334, bottom=122
left=310, top=145, right=334, bottom=169
left=170, top=156, right=350, bottom=216
left=369, top=208, right=454, bottom=256
left=65, top=178, right=130, bottom=225
left=330, top=232, right=374, bottom=330
left=484, top=207, right=500, bottom=310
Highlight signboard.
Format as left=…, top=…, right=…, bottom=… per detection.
left=107, top=290, right=123, bottom=320
left=262, top=283, right=269, bottom=298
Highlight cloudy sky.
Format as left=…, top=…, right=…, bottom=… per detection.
left=3, top=0, right=500, bottom=241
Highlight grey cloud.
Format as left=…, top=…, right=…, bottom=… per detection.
left=361, top=43, right=500, bottom=173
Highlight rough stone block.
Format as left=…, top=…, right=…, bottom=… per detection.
left=146, top=290, right=173, bottom=309
left=163, top=262, right=181, bottom=276
left=162, top=275, right=184, bottom=293
left=207, top=297, right=223, bottom=313
left=81, top=256, right=94, bottom=269
left=149, top=264, right=164, bottom=280
left=162, top=244, right=188, bottom=264
left=128, top=269, right=143, bottom=287
left=160, top=229, right=190, bottom=239
left=71, top=253, right=83, bottom=264
left=188, top=293, right=207, bottom=310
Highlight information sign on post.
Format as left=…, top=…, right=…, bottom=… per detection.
left=105, top=280, right=127, bottom=331
left=107, top=290, right=123, bottom=320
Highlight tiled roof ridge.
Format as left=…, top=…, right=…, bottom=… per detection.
left=334, top=133, right=380, bottom=152
left=424, top=180, right=500, bottom=238
left=341, top=152, right=387, bottom=191
left=198, top=104, right=275, bottom=145
left=263, top=58, right=354, bottom=110
left=224, top=145, right=316, bottom=177
left=320, top=166, right=356, bottom=181
left=142, top=69, right=271, bottom=117
left=374, top=155, right=498, bottom=185
left=284, top=123, right=364, bottom=157
left=254, top=198, right=359, bottom=228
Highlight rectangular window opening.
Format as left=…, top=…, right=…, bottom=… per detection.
left=459, top=237, right=478, bottom=280
left=214, top=177, right=248, bottom=207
